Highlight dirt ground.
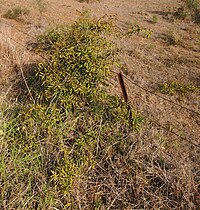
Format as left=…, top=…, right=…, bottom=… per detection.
left=0, top=0, right=200, bottom=144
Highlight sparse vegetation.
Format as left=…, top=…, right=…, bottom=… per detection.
left=3, top=7, right=29, bottom=21
left=174, top=0, right=200, bottom=23
left=152, top=15, right=158, bottom=24
left=184, top=0, right=199, bottom=11
left=78, top=0, right=100, bottom=2
left=127, top=24, right=153, bottom=38
left=165, top=30, right=183, bottom=45
left=34, top=0, right=47, bottom=17
left=160, top=80, right=199, bottom=100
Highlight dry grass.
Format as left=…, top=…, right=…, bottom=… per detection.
left=67, top=120, right=199, bottom=209
left=0, top=25, right=19, bottom=90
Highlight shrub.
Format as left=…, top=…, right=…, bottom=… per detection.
left=3, top=7, right=29, bottom=20
left=35, top=12, right=117, bottom=110
left=174, top=0, right=200, bottom=23
left=1, top=13, right=143, bottom=208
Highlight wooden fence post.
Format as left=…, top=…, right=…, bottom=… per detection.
left=117, top=72, right=132, bottom=125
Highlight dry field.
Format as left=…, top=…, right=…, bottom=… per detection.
left=0, top=0, right=200, bottom=209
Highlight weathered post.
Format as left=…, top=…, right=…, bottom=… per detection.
left=117, top=71, right=132, bottom=125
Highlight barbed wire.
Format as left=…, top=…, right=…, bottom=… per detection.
left=111, top=71, right=200, bottom=148
left=129, top=103, right=200, bottom=149
left=1, top=17, right=198, bottom=117
left=0, top=19, right=38, bottom=40
left=1, top=21, right=199, bottom=149
left=112, top=71, right=200, bottom=116
left=152, top=120, right=200, bottom=148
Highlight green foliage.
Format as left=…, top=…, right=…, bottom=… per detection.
left=3, top=7, right=29, bottom=20
left=160, top=81, right=199, bottom=100
left=0, top=13, right=143, bottom=206
left=152, top=15, right=158, bottom=24
left=35, top=12, right=116, bottom=110
left=0, top=105, right=59, bottom=209
left=3, top=95, right=142, bottom=196
left=127, top=24, right=153, bottom=38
